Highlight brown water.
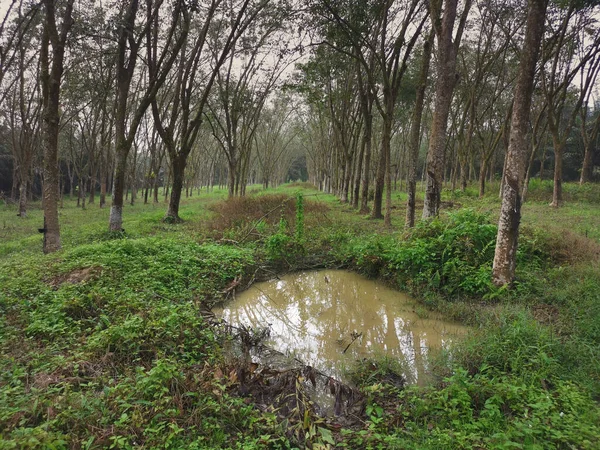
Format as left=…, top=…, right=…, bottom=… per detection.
left=218, top=270, right=467, bottom=384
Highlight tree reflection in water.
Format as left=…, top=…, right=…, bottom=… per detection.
left=219, top=270, right=467, bottom=384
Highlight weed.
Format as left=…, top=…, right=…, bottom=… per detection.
left=295, top=192, right=304, bottom=243
left=1, top=182, right=600, bottom=449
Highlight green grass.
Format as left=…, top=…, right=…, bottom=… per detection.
left=1, top=180, right=599, bottom=449
left=0, top=188, right=229, bottom=257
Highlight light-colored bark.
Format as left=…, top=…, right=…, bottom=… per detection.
left=492, top=0, right=547, bottom=286
left=406, top=31, right=433, bottom=228
left=423, top=0, right=471, bottom=219
left=580, top=106, right=600, bottom=184
left=550, top=136, right=563, bottom=208
left=18, top=181, right=27, bottom=217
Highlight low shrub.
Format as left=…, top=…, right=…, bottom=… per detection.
left=341, top=209, right=547, bottom=298
left=207, top=193, right=327, bottom=241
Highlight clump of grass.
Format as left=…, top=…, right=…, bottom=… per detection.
left=207, top=193, right=328, bottom=242
left=536, top=228, right=600, bottom=263
left=208, top=194, right=296, bottom=233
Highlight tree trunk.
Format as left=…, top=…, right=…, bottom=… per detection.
left=130, top=177, right=136, bottom=205
left=109, top=145, right=127, bottom=231
left=352, top=134, right=364, bottom=209
left=478, top=161, right=486, bottom=198
left=522, top=146, right=536, bottom=201
left=579, top=104, right=600, bottom=184
left=42, top=131, right=62, bottom=253
left=492, top=0, right=547, bottom=286
left=341, top=158, right=351, bottom=203
left=40, top=0, right=74, bottom=253
left=423, top=0, right=461, bottom=219
left=383, top=115, right=393, bottom=227
left=451, top=158, right=458, bottom=191
left=89, top=176, right=95, bottom=204
left=406, top=32, right=433, bottom=228
left=550, top=144, right=562, bottom=207
left=371, top=147, right=385, bottom=219
left=68, top=163, right=74, bottom=199
left=100, top=174, right=107, bottom=208
left=580, top=144, right=595, bottom=184
left=81, top=180, right=87, bottom=209
left=228, top=158, right=236, bottom=198
left=18, top=180, right=27, bottom=217
left=11, top=167, right=18, bottom=201
left=539, top=144, right=546, bottom=180
left=153, top=180, right=159, bottom=203
left=359, top=108, right=372, bottom=214
left=165, top=155, right=185, bottom=222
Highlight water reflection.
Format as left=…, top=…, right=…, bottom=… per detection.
left=219, top=270, right=467, bottom=384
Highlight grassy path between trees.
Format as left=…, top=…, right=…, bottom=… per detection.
left=1, top=181, right=599, bottom=449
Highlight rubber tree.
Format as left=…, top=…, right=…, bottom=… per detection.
left=355, top=52, right=375, bottom=213
left=312, top=0, right=426, bottom=224
left=255, top=94, right=297, bottom=189
left=368, top=0, right=426, bottom=225
left=293, top=46, right=361, bottom=198
left=109, top=0, right=189, bottom=231
left=579, top=105, right=600, bottom=184
left=453, top=0, right=515, bottom=198
left=7, top=35, right=40, bottom=218
left=1, top=2, right=43, bottom=216
left=422, top=0, right=472, bottom=219
left=298, top=102, right=335, bottom=191
left=40, top=0, right=74, bottom=253
left=64, top=6, right=116, bottom=208
left=577, top=28, right=600, bottom=185
left=151, top=0, right=276, bottom=220
left=492, top=0, right=548, bottom=287
left=205, top=2, right=292, bottom=199
left=81, top=1, right=116, bottom=209
left=540, top=3, right=600, bottom=207
left=0, top=1, right=41, bottom=106
left=405, top=29, right=433, bottom=228
left=324, top=56, right=362, bottom=203
left=522, top=101, right=548, bottom=200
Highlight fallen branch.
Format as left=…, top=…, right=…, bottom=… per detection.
left=342, top=332, right=363, bottom=354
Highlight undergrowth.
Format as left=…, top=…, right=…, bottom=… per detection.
left=337, top=209, right=548, bottom=300
left=0, top=239, right=290, bottom=449
left=1, top=185, right=599, bottom=449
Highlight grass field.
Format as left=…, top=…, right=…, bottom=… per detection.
left=1, top=181, right=599, bottom=449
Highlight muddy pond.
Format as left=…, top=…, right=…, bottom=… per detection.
left=218, top=270, right=467, bottom=385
